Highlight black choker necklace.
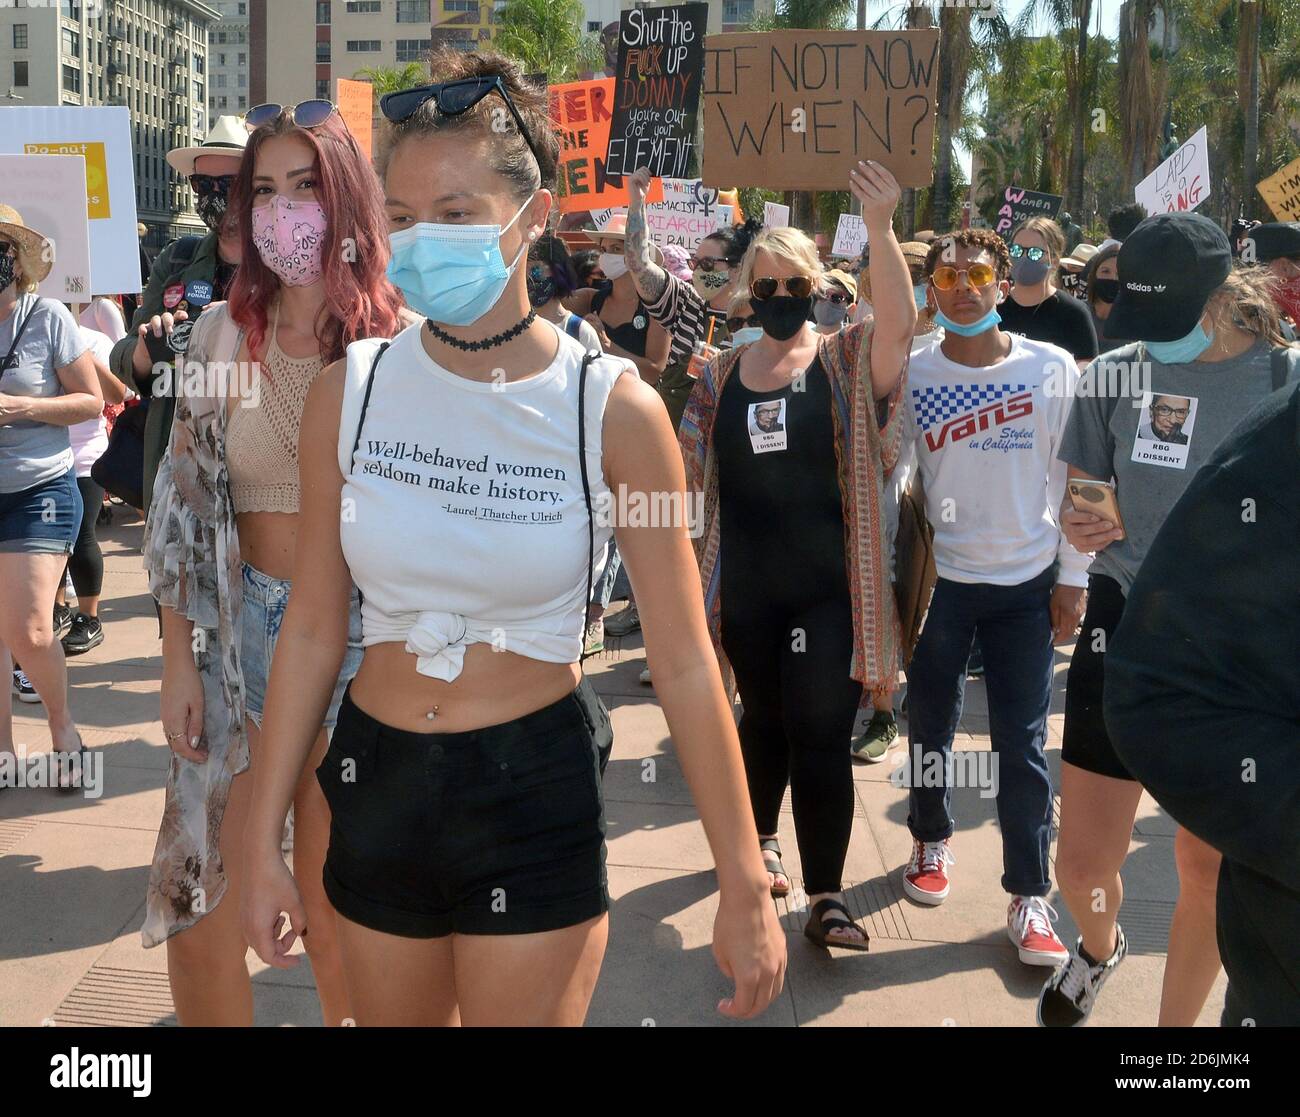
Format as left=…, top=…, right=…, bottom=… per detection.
left=425, top=309, right=536, bottom=352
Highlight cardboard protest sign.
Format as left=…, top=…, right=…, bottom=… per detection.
left=831, top=213, right=868, bottom=258
left=992, top=186, right=1063, bottom=236
left=550, top=78, right=664, bottom=214
left=701, top=29, right=939, bottom=191
left=336, top=78, right=373, bottom=161
left=763, top=201, right=790, bottom=228
left=606, top=3, right=708, bottom=180
left=1256, top=153, right=1300, bottom=222
left=0, top=106, right=140, bottom=294
left=1135, top=126, right=1209, bottom=216
left=0, top=154, right=92, bottom=301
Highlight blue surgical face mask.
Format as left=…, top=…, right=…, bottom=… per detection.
left=386, top=196, right=532, bottom=326
left=934, top=306, right=1001, bottom=337
left=730, top=326, right=763, bottom=347
left=1145, top=317, right=1214, bottom=364
left=913, top=284, right=929, bottom=311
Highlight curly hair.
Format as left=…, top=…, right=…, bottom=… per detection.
left=703, top=217, right=763, bottom=266
left=923, top=229, right=1012, bottom=281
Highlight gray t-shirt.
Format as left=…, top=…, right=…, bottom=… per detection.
left=0, top=294, right=87, bottom=493
left=1058, top=340, right=1300, bottom=593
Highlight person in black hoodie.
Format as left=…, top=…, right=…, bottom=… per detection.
left=1104, top=382, right=1300, bottom=1026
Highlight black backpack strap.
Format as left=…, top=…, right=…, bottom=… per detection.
left=577, top=350, right=598, bottom=664
left=1270, top=345, right=1293, bottom=393
left=348, top=342, right=389, bottom=475
left=1, top=300, right=41, bottom=373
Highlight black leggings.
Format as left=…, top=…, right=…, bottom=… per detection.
left=721, top=594, right=862, bottom=895
left=66, top=475, right=104, bottom=600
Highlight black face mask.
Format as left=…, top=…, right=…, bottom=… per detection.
left=527, top=275, right=557, bottom=308
left=0, top=252, right=15, bottom=293
left=195, top=187, right=229, bottom=233
left=752, top=295, right=813, bottom=341
left=1091, top=278, right=1120, bottom=304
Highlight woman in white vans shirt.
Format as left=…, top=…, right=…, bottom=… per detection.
left=240, top=51, right=784, bottom=1026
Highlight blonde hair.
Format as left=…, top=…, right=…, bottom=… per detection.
left=1013, top=216, right=1065, bottom=263
left=1207, top=265, right=1290, bottom=347
left=735, top=226, right=825, bottom=300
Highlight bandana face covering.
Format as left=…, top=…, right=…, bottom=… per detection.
left=251, top=196, right=328, bottom=286
left=691, top=269, right=729, bottom=300
left=0, top=252, right=15, bottom=293
left=195, top=187, right=230, bottom=233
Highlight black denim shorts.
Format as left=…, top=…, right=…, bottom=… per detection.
left=318, top=676, right=613, bottom=938
left=1061, top=573, right=1134, bottom=782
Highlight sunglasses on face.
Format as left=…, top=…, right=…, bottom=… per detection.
left=726, top=313, right=760, bottom=331
left=189, top=173, right=236, bottom=195
left=245, top=99, right=337, bottom=130
left=380, top=77, right=543, bottom=172
left=823, top=290, right=850, bottom=305
left=689, top=255, right=730, bottom=272
left=930, top=263, right=997, bottom=291
left=1009, top=244, right=1046, bottom=261
left=750, top=275, right=814, bottom=300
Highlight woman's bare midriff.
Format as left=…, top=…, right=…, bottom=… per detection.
left=236, top=511, right=299, bottom=581
left=348, top=641, right=582, bottom=733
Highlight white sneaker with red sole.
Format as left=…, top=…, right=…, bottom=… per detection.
left=1008, top=896, right=1070, bottom=966
left=902, top=838, right=954, bottom=905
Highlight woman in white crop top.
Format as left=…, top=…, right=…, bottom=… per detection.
left=144, top=106, right=407, bottom=1025
left=241, top=51, right=785, bottom=1026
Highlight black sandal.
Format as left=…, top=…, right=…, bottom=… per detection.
left=760, top=838, right=791, bottom=898
left=56, top=738, right=88, bottom=793
left=803, top=898, right=870, bottom=952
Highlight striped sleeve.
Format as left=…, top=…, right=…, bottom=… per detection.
left=645, top=273, right=708, bottom=364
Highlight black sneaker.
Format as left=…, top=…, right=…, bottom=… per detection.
left=11, top=668, right=40, bottom=704
left=53, top=602, right=74, bottom=639
left=1037, top=926, right=1128, bottom=1027
left=62, top=614, right=104, bottom=656
left=966, top=641, right=984, bottom=677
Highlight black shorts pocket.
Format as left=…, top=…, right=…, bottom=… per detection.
left=316, top=698, right=377, bottom=802
left=495, top=722, right=598, bottom=797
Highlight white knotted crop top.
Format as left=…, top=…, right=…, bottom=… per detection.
left=337, top=319, right=627, bottom=681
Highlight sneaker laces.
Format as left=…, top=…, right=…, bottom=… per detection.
left=911, top=839, right=953, bottom=874
left=15, top=670, right=32, bottom=689
left=1055, top=948, right=1097, bottom=1006
left=1012, top=896, right=1059, bottom=941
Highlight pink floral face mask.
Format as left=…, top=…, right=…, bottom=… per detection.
left=250, top=195, right=327, bottom=286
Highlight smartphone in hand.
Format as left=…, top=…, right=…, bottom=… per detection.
left=1068, top=479, right=1125, bottom=540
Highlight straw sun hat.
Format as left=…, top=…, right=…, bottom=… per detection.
left=0, top=204, right=55, bottom=289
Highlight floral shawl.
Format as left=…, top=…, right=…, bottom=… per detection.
left=140, top=305, right=247, bottom=948
left=679, top=321, right=907, bottom=699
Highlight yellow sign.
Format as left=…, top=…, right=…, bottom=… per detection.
left=23, top=140, right=111, bottom=220
left=1257, top=154, right=1300, bottom=222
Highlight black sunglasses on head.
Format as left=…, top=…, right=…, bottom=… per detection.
left=245, top=100, right=337, bottom=130
left=189, top=173, right=236, bottom=195
left=380, top=77, right=542, bottom=172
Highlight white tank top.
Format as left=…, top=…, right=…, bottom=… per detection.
left=338, top=320, right=626, bottom=681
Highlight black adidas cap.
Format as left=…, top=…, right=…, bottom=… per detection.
left=1105, top=212, right=1232, bottom=341
left=1248, top=222, right=1300, bottom=262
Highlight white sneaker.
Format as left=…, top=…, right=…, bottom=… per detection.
left=1008, top=895, right=1070, bottom=966
left=638, top=665, right=652, bottom=685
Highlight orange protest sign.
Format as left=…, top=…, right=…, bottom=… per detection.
left=336, top=78, right=373, bottom=160
left=549, top=78, right=664, bottom=214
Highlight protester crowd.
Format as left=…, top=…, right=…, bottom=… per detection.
left=2, top=45, right=1297, bottom=1029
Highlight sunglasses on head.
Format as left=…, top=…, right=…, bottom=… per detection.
left=930, top=263, right=997, bottom=291
left=750, top=275, right=814, bottom=300
left=245, top=99, right=337, bottom=130
left=689, top=255, right=731, bottom=272
left=189, top=173, right=236, bottom=195
left=380, top=77, right=542, bottom=172
left=1009, top=244, right=1046, bottom=261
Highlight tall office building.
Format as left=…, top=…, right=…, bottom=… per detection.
left=0, top=0, right=220, bottom=253
left=206, top=0, right=250, bottom=127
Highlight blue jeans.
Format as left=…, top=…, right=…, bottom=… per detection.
left=905, top=565, right=1055, bottom=897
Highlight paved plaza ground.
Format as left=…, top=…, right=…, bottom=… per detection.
left=0, top=510, right=1225, bottom=1027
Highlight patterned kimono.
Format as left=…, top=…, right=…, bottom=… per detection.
left=140, top=306, right=248, bottom=948
left=678, top=320, right=907, bottom=699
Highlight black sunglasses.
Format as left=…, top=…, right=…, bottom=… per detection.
left=726, top=313, right=760, bottom=331
left=380, top=77, right=542, bottom=171
left=189, top=173, right=236, bottom=195
left=245, top=100, right=337, bottom=130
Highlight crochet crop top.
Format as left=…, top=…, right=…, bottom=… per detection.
left=337, top=320, right=627, bottom=681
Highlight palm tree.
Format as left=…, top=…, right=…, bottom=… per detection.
left=495, top=0, right=603, bottom=84
left=355, top=63, right=429, bottom=102
left=1117, top=0, right=1166, bottom=195
left=1240, top=1, right=1262, bottom=216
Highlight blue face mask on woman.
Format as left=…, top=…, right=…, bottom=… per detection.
left=386, top=196, right=532, bottom=326
left=1145, top=317, right=1215, bottom=364
left=934, top=306, right=1002, bottom=337
left=913, top=284, right=929, bottom=311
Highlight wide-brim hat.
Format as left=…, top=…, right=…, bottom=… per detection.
left=0, top=203, right=54, bottom=285
left=824, top=267, right=858, bottom=302
left=166, top=115, right=249, bottom=177
left=590, top=214, right=661, bottom=263
left=1061, top=243, right=1099, bottom=270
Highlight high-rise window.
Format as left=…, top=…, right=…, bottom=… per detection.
left=346, top=1, right=381, bottom=12
left=12, top=25, right=27, bottom=50
left=316, top=42, right=331, bottom=62
left=61, top=29, right=81, bottom=57
left=396, top=39, right=430, bottom=62
left=62, top=65, right=82, bottom=93
left=396, top=0, right=430, bottom=21
left=347, top=41, right=381, bottom=52
left=316, top=0, right=331, bottom=23
left=316, top=79, right=330, bottom=99
left=13, top=60, right=29, bottom=87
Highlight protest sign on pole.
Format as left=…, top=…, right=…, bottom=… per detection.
left=589, top=181, right=731, bottom=253
left=336, top=77, right=373, bottom=161
left=1256, top=153, right=1300, bottom=222
left=1134, top=126, right=1210, bottom=216
left=0, top=106, right=140, bottom=294
left=700, top=29, right=940, bottom=190
left=550, top=78, right=665, bottom=214
left=763, top=201, right=790, bottom=227
left=831, top=213, right=868, bottom=258
left=992, top=186, right=1063, bottom=236
left=605, top=3, right=708, bottom=180
left=0, top=154, right=92, bottom=302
